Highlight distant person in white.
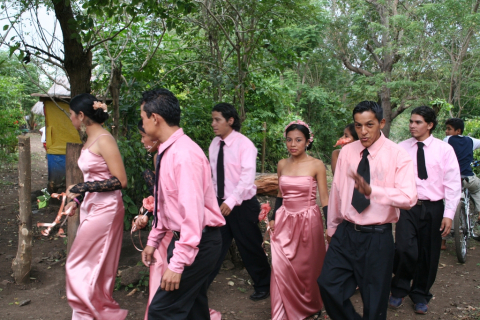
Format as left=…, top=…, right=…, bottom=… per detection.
left=39, top=126, right=47, bottom=151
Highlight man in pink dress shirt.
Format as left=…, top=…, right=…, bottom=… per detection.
left=139, top=89, right=226, bottom=320
left=389, top=106, right=461, bottom=314
left=318, top=101, right=417, bottom=320
left=207, top=103, right=271, bottom=301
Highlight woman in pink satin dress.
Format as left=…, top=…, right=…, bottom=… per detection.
left=64, top=94, right=128, bottom=320
left=269, top=120, right=329, bottom=320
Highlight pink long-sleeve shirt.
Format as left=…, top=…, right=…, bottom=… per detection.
left=327, top=132, right=418, bottom=237
left=147, top=128, right=225, bottom=274
left=209, top=130, right=257, bottom=210
left=399, top=135, right=461, bottom=220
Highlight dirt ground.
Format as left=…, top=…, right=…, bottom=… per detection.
left=1, top=133, right=480, bottom=320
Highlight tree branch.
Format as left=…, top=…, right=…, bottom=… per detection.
left=365, top=43, right=382, bottom=67
left=342, top=57, right=373, bottom=77
left=88, top=18, right=134, bottom=50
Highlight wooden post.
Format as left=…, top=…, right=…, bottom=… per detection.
left=261, top=122, right=267, bottom=173
left=66, top=143, right=83, bottom=255
left=12, top=135, right=32, bottom=284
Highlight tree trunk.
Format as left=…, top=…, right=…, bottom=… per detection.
left=12, top=135, right=32, bottom=284
left=53, top=0, right=92, bottom=96
left=380, top=85, right=393, bottom=138
left=66, top=143, right=84, bottom=255
left=109, top=62, right=122, bottom=140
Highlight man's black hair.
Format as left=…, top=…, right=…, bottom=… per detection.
left=141, top=88, right=180, bottom=127
left=411, top=106, right=437, bottom=133
left=345, top=123, right=359, bottom=141
left=352, top=101, right=383, bottom=122
left=137, top=119, right=145, bottom=133
left=212, top=103, right=241, bottom=131
left=285, top=124, right=314, bottom=150
left=445, top=118, right=464, bottom=134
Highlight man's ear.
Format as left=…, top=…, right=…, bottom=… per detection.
left=228, top=117, right=234, bottom=126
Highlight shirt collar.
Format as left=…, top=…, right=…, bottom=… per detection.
left=409, top=134, right=434, bottom=148
left=157, top=128, right=184, bottom=154
left=364, top=131, right=386, bottom=159
left=220, top=130, right=238, bottom=147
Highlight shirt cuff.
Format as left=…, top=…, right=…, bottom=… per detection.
left=443, top=209, right=455, bottom=221
left=327, top=227, right=337, bottom=238
left=223, top=197, right=237, bottom=210
left=168, top=262, right=184, bottom=274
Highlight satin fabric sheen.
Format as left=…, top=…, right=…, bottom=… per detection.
left=66, top=147, right=127, bottom=320
left=270, top=176, right=325, bottom=320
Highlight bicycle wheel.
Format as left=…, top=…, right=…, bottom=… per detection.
left=454, top=199, right=468, bottom=263
left=468, top=198, right=480, bottom=241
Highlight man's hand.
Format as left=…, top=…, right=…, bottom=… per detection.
left=135, top=215, right=149, bottom=230
left=326, top=234, right=332, bottom=244
left=440, top=217, right=452, bottom=237
left=350, top=173, right=372, bottom=196
left=161, top=268, right=182, bottom=291
left=268, top=220, right=275, bottom=232
left=142, top=245, right=156, bottom=267
left=66, top=184, right=81, bottom=201
left=220, top=203, right=232, bottom=216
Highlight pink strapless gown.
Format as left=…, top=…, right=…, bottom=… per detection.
left=66, top=148, right=128, bottom=320
left=270, top=176, right=326, bottom=320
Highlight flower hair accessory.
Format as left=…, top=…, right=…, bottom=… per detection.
left=283, top=120, right=314, bottom=143
left=93, top=101, right=108, bottom=113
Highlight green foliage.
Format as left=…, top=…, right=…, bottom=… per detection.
left=117, top=133, right=152, bottom=228
left=0, top=75, right=26, bottom=163
left=37, top=188, right=51, bottom=209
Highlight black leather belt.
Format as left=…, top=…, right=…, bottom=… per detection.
left=344, top=220, right=391, bottom=234
left=172, top=226, right=217, bottom=240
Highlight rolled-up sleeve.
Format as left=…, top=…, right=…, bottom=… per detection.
left=168, top=157, right=205, bottom=274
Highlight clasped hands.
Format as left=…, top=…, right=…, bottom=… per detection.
left=63, top=184, right=80, bottom=216
left=142, top=245, right=181, bottom=291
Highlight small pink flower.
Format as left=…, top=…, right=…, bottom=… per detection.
left=143, top=196, right=155, bottom=212
left=258, top=202, right=271, bottom=222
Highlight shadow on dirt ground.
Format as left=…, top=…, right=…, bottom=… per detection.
left=0, top=133, right=479, bottom=320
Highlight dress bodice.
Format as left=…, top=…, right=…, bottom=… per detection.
left=279, top=176, right=317, bottom=212
left=78, top=149, right=113, bottom=182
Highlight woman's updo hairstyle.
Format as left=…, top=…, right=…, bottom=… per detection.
left=70, top=93, right=109, bottom=124
left=285, top=124, right=314, bottom=150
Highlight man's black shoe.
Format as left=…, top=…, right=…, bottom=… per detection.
left=249, top=291, right=270, bottom=301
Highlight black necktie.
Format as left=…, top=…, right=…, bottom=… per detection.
left=351, top=148, right=370, bottom=213
left=217, top=141, right=225, bottom=199
left=417, top=142, right=428, bottom=180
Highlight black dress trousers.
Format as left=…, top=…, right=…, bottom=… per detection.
left=207, top=196, right=271, bottom=292
left=318, top=220, right=394, bottom=320
left=391, top=200, right=444, bottom=304
left=148, top=229, right=222, bottom=320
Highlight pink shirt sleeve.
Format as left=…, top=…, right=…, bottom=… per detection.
left=442, top=147, right=461, bottom=220
left=367, top=150, right=417, bottom=210
left=168, top=157, right=206, bottom=274
left=223, top=144, right=257, bottom=210
left=147, top=226, right=167, bottom=249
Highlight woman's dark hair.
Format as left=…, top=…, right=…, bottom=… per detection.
left=445, top=118, right=464, bottom=134
left=345, top=123, right=359, bottom=140
left=285, top=124, right=314, bottom=150
left=141, top=88, right=180, bottom=127
left=411, top=106, right=437, bottom=133
left=212, top=103, right=241, bottom=131
left=70, top=93, right=109, bottom=124
left=352, top=101, right=383, bottom=122
left=138, top=119, right=145, bottom=133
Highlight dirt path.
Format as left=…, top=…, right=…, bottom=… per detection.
left=0, top=134, right=479, bottom=319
